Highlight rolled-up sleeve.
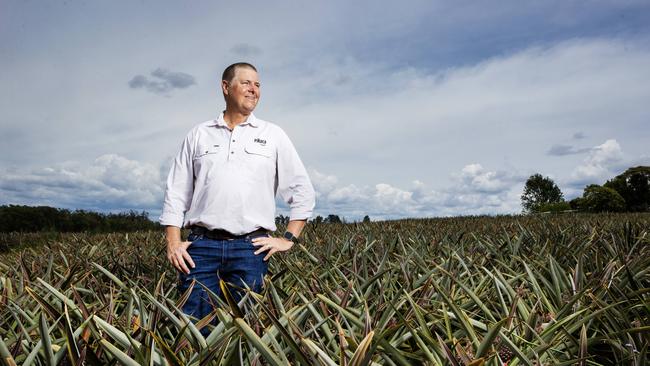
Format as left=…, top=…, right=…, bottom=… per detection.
left=275, top=129, right=315, bottom=221
left=159, top=131, right=195, bottom=227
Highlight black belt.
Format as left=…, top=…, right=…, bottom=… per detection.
left=189, top=225, right=269, bottom=240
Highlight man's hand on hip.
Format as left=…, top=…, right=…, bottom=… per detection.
left=167, top=240, right=195, bottom=274
left=252, top=236, right=293, bottom=261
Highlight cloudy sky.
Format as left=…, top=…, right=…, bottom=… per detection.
left=1, top=1, right=649, bottom=220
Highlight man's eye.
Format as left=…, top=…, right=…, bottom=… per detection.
left=242, top=81, right=250, bottom=85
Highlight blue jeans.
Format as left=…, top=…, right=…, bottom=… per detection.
left=178, top=232, right=269, bottom=326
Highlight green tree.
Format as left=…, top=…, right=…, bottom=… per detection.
left=362, top=215, right=371, bottom=223
left=604, top=166, right=650, bottom=212
left=326, top=214, right=342, bottom=224
left=581, top=184, right=626, bottom=212
left=521, top=174, right=564, bottom=213
left=275, top=214, right=289, bottom=226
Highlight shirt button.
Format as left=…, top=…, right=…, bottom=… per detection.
left=232, top=139, right=235, bottom=142
left=231, top=151, right=234, bottom=154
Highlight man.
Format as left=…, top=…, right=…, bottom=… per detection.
left=159, top=62, right=315, bottom=324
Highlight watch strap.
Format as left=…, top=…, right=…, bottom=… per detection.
left=283, top=231, right=298, bottom=243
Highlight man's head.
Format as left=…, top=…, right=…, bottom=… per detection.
left=221, top=62, right=260, bottom=115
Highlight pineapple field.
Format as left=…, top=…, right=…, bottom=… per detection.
left=0, top=213, right=648, bottom=365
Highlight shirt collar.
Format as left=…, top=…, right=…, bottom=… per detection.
left=210, top=111, right=259, bottom=128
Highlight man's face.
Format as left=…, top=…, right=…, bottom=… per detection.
left=222, top=67, right=260, bottom=115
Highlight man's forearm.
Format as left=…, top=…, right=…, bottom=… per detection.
left=165, top=225, right=182, bottom=244
left=285, top=219, right=306, bottom=238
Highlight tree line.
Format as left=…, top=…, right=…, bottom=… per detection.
left=521, top=166, right=650, bottom=213
left=276, top=214, right=370, bottom=226
left=2, top=206, right=356, bottom=233
left=7, top=164, right=643, bottom=234
left=0, top=205, right=160, bottom=233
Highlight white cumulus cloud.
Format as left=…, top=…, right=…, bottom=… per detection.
left=299, top=163, right=526, bottom=220
left=0, top=155, right=164, bottom=214
left=569, top=139, right=624, bottom=187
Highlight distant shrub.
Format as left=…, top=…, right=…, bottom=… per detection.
left=537, top=201, right=572, bottom=213
left=569, top=197, right=585, bottom=210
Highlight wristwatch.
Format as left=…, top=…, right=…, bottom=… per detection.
left=283, top=231, right=299, bottom=244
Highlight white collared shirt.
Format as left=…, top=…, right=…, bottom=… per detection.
left=159, top=112, right=315, bottom=235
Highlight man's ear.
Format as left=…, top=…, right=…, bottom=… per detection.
left=221, top=80, right=229, bottom=96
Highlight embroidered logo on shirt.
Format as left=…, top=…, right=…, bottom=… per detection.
left=254, top=138, right=267, bottom=146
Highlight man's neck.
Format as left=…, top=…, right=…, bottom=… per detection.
left=223, top=109, right=251, bottom=130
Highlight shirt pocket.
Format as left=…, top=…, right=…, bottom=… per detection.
left=193, top=144, right=221, bottom=160
left=243, top=144, right=274, bottom=178
left=193, top=144, right=223, bottom=174
left=244, top=144, right=273, bottom=158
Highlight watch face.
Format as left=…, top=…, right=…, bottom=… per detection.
left=283, top=231, right=294, bottom=241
